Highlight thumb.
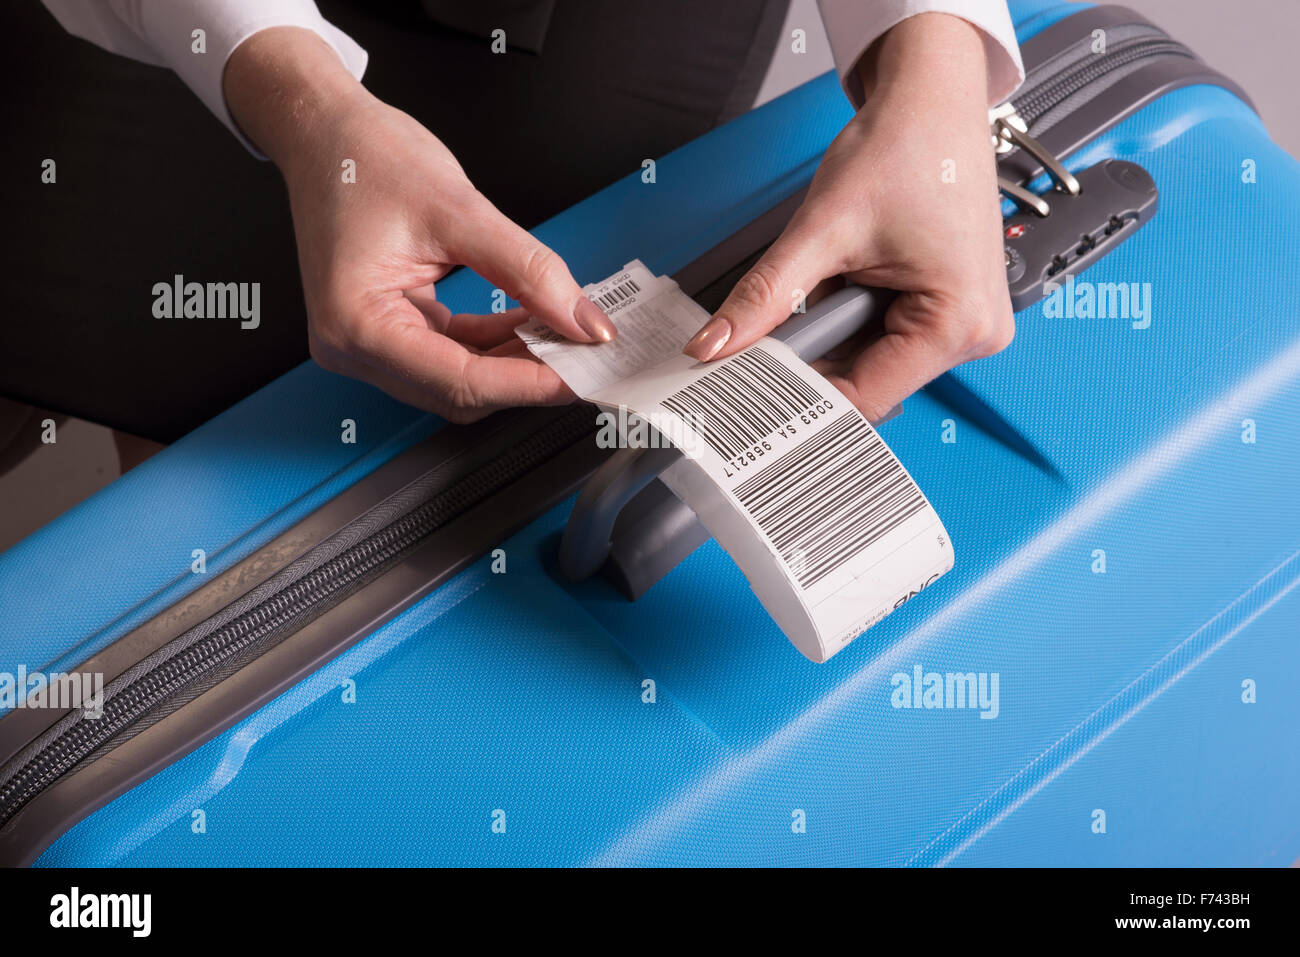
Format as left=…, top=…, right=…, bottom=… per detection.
left=453, top=195, right=615, bottom=344
left=683, top=225, right=829, bottom=361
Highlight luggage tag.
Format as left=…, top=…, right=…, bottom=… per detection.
left=517, top=261, right=953, bottom=661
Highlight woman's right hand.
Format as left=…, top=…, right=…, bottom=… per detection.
left=224, top=27, right=614, bottom=422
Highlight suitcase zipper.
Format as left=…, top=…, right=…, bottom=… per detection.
left=1011, top=34, right=1194, bottom=131
left=0, top=405, right=597, bottom=830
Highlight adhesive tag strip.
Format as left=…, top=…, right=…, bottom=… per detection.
left=517, top=261, right=954, bottom=662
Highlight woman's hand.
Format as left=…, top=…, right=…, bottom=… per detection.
left=685, top=13, right=1014, bottom=422
left=224, top=28, right=613, bottom=422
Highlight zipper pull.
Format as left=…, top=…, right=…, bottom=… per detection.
left=997, top=175, right=1050, bottom=217
left=990, top=102, right=1082, bottom=196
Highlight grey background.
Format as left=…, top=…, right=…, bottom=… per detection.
left=757, top=0, right=1300, bottom=156
left=2, top=0, right=1298, bottom=552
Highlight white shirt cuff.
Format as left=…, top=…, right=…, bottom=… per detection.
left=816, top=0, right=1025, bottom=109
left=42, top=0, right=368, bottom=156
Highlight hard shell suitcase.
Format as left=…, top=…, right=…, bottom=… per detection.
left=2, top=0, right=1298, bottom=866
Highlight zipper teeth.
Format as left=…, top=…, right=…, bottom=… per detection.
left=0, top=406, right=595, bottom=829
left=1015, top=36, right=1194, bottom=126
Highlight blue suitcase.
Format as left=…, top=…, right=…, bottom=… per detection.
left=2, top=0, right=1298, bottom=866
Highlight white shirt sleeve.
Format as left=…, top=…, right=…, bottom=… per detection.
left=816, top=0, right=1024, bottom=109
left=41, top=0, right=367, bottom=156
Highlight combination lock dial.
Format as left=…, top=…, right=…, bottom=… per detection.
left=1001, top=159, right=1158, bottom=311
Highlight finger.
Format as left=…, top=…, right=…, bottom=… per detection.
left=345, top=296, right=573, bottom=418
left=824, top=293, right=1011, bottom=422
left=403, top=284, right=451, bottom=329
left=484, top=339, right=579, bottom=400
left=404, top=287, right=532, bottom=350
left=367, top=347, right=572, bottom=422
left=451, top=196, right=616, bottom=344
left=483, top=336, right=537, bottom=358
left=804, top=275, right=846, bottom=309
left=822, top=335, right=949, bottom=424
left=684, top=222, right=832, bottom=361
left=443, top=309, right=533, bottom=350
left=810, top=356, right=847, bottom=377
left=320, top=337, right=567, bottom=424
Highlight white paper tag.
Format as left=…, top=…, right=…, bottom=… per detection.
left=517, top=261, right=954, bottom=662
left=515, top=260, right=706, bottom=394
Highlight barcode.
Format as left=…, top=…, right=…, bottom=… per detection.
left=529, top=326, right=564, bottom=344
left=661, top=347, right=822, bottom=459
left=734, top=414, right=929, bottom=589
left=592, top=278, right=642, bottom=312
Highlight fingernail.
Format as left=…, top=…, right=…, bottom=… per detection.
left=574, top=296, right=616, bottom=342
left=683, top=317, right=731, bottom=360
